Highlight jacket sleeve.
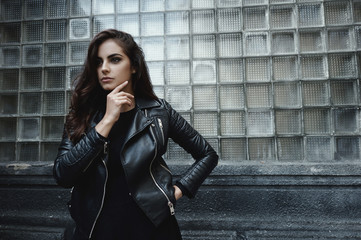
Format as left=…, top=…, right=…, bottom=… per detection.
left=163, top=100, right=219, bottom=198
left=53, top=126, right=107, bottom=188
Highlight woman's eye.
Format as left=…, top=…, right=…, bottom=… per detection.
left=111, top=57, right=121, bottom=63
left=95, top=59, right=102, bottom=66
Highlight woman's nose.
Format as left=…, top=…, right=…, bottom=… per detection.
left=101, top=62, right=110, bottom=73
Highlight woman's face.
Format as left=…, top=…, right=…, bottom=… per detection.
left=96, top=39, right=135, bottom=93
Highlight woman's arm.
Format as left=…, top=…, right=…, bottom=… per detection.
left=164, top=100, right=219, bottom=198
left=53, top=126, right=107, bottom=188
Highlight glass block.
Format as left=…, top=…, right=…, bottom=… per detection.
left=245, top=33, right=269, bottom=56
left=243, top=7, right=267, bottom=30
left=0, top=142, right=15, bottom=161
left=220, top=85, right=245, bottom=109
left=0, top=118, right=16, bottom=141
left=306, top=137, right=332, bottom=161
left=166, top=0, right=190, bottom=10
left=193, top=61, right=216, bottom=84
left=277, top=137, right=303, bottom=161
left=216, top=0, right=241, bottom=8
left=245, top=57, right=270, bottom=82
left=334, top=108, right=357, bottom=134
left=93, top=16, right=115, bottom=34
left=270, top=0, right=294, bottom=3
left=249, top=138, right=275, bottom=161
left=247, top=111, right=274, bottom=136
left=153, top=86, right=164, bottom=99
left=165, top=12, right=189, bottom=35
left=18, top=142, right=39, bottom=161
left=165, top=61, right=189, bottom=85
left=193, top=35, right=216, bottom=59
left=274, top=82, right=301, bottom=108
left=299, top=30, right=323, bottom=53
left=41, top=142, right=60, bottom=161
left=302, top=82, right=329, bottom=106
left=331, top=81, right=357, bottom=106
left=93, top=0, right=114, bottom=14
left=219, top=34, right=242, bottom=57
left=141, top=0, right=165, bottom=12
left=141, top=13, right=164, bottom=36
left=220, top=111, right=245, bottom=136
left=69, top=42, right=89, bottom=64
left=67, top=66, right=82, bottom=89
left=275, top=110, right=301, bottom=134
left=272, top=32, right=295, bottom=54
left=328, top=54, right=355, bottom=79
left=24, top=0, right=44, bottom=19
left=168, top=139, right=192, bottom=161
left=192, top=10, right=215, bottom=34
left=21, top=68, right=42, bottom=90
left=354, top=2, right=361, bottom=23
left=0, top=69, right=19, bottom=91
left=335, top=137, right=360, bottom=161
left=298, top=4, right=323, bottom=27
left=70, top=18, right=90, bottom=40
left=356, top=26, right=361, bottom=50
left=1, top=0, right=22, bottom=21
left=46, top=20, right=67, bottom=41
left=193, top=86, right=217, bottom=110
left=45, top=68, right=66, bottom=89
left=70, top=0, right=91, bottom=16
left=1, top=47, right=20, bottom=67
left=220, top=138, right=247, bottom=161
left=217, top=8, right=242, bottom=32
left=23, top=21, right=43, bottom=43
left=246, top=84, right=272, bottom=108
left=18, top=118, right=40, bottom=140
left=166, top=86, right=191, bottom=111
left=117, top=0, right=139, bottom=13
left=219, top=59, right=243, bottom=83
left=45, top=43, right=66, bottom=65
left=166, top=36, right=190, bottom=60
left=324, top=1, right=351, bottom=25
left=47, top=0, right=67, bottom=18
left=117, top=14, right=139, bottom=37
left=328, top=28, right=351, bottom=51
left=192, top=0, right=214, bottom=9
left=142, top=37, right=164, bottom=61
left=270, top=5, right=295, bottom=29
left=194, top=112, right=218, bottom=136
left=22, top=45, right=43, bottom=66
left=304, top=108, right=330, bottom=134
left=0, top=94, right=18, bottom=115
left=300, top=55, right=326, bottom=79
left=147, top=62, right=164, bottom=85
left=43, top=92, right=65, bottom=115
left=273, top=56, right=297, bottom=80
left=0, top=23, right=21, bottom=43
left=42, top=117, right=64, bottom=140
left=243, top=0, right=267, bottom=6
left=20, top=93, right=41, bottom=115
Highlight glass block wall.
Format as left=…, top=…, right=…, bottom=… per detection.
left=0, top=0, right=360, bottom=163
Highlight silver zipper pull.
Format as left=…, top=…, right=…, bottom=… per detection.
left=104, top=142, right=109, bottom=155
left=168, top=201, right=175, bottom=215
left=158, top=118, right=163, bottom=129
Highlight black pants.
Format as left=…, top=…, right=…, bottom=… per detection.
left=73, top=198, right=182, bottom=240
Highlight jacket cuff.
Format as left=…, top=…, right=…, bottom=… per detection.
left=175, top=181, right=192, bottom=198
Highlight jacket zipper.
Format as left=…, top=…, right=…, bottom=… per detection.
left=146, top=110, right=175, bottom=216
left=89, top=143, right=109, bottom=239
left=157, top=118, right=165, bottom=145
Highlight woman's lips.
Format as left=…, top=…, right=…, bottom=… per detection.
left=101, top=77, right=113, bottom=82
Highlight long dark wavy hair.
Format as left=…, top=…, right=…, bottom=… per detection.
left=66, top=29, right=158, bottom=143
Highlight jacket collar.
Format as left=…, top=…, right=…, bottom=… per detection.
left=136, top=97, right=161, bottom=110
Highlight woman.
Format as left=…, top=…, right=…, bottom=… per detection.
left=53, top=29, right=218, bottom=240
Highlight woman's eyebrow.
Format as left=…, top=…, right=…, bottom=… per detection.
left=107, top=53, right=122, bottom=58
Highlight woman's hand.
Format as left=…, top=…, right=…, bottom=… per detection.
left=95, top=81, right=134, bottom=137
left=174, top=185, right=183, bottom=201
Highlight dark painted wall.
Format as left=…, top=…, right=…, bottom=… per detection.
left=1, top=162, right=361, bottom=239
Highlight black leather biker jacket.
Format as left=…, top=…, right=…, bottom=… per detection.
left=53, top=97, right=218, bottom=239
